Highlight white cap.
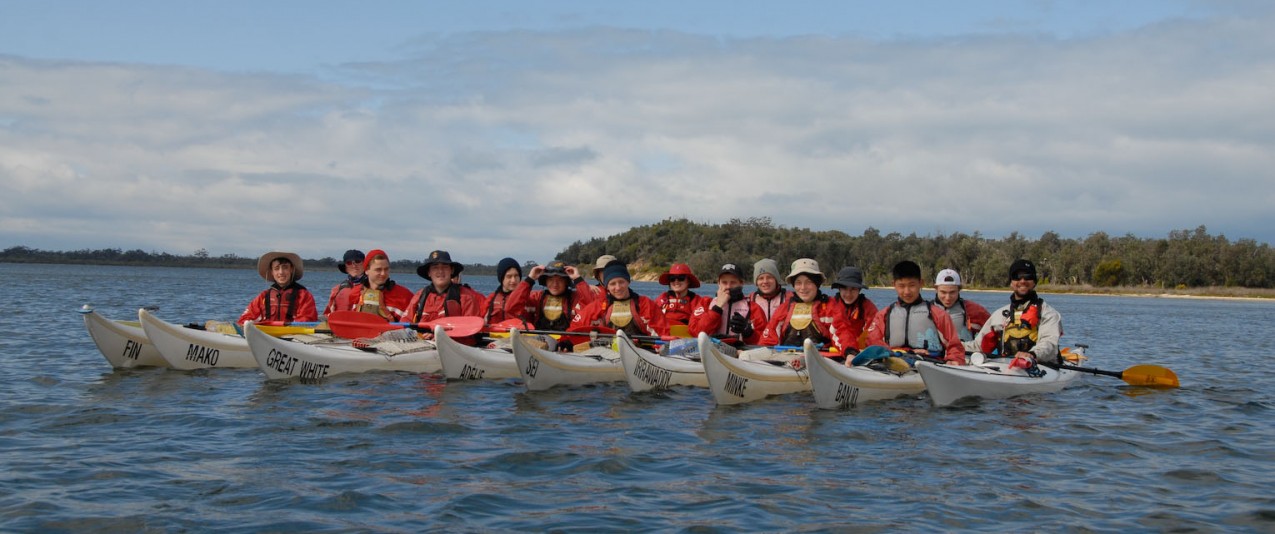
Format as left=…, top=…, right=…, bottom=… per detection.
left=935, top=268, right=962, bottom=287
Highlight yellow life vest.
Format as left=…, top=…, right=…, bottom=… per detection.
left=358, top=288, right=393, bottom=320
left=543, top=294, right=565, bottom=321
left=609, top=299, right=633, bottom=327
left=789, top=302, right=814, bottom=330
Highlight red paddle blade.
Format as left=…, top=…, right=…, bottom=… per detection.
left=328, top=311, right=396, bottom=339
left=487, top=318, right=527, bottom=333
left=423, top=316, right=486, bottom=338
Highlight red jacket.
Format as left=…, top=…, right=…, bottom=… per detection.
left=750, top=290, right=794, bottom=323
left=656, top=290, right=712, bottom=326
left=505, top=278, right=595, bottom=329
left=402, top=283, right=486, bottom=324
left=483, top=289, right=516, bottom=325
left=353, top=281, right=415, bottom=322
left=759, top=295, right=856, bottom=353
left=569, top=293, right=669, bottom=339
left=238, top=284, right=318, bottom=325
left=323, top=275, right=366, bottom=316
left=865, top=300, right=966, bottom=364
left=827, top=295, right=879, bottom=350
left=688, top=297, right=768, bottom=345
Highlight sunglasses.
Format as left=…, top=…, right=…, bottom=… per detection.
left=1011, top=273, right=1036, bottom=281
left=667, top=275, right=688, bottom=282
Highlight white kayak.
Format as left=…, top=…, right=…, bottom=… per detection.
left=806, top=344, right=926, bottom=409
left=699, top=333, right=810, bottom=405
left=510, top=328, right=624, bottom=391
left=139, top=308, right=256, bottom=370
left=434, top=325, right=520, bottom=380
left=916, top=358, right=1080, bottom=407
left=244, top=322, right=440, bottom=382
left=616, top=331, right=707, bottom=392
left=79, top=305, right=167, bottom=369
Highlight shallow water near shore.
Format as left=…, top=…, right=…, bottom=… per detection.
left=2, top=263, right=1273, bottom=531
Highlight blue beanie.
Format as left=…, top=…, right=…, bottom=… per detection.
left=496, top=257, right=521, bottom=281
left=602, top=260, right=630, bottom=285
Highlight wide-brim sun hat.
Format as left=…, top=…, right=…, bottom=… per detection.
left=786, top=258, right=824, bottom=286
left=537, top=260, right=572, bottom=286
left=417, top=250, right=464, bottom=279
left=338, top=249, right=365, bottom=274
left=658, top=263, right=701, bottom=288
left=257, top=251, right=304, bottom=282
left=831, top=266, right=866, bottom=289
left=593, top=255, right=618, bottom=276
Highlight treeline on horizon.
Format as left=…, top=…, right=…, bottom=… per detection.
left=556, top=218, right=1275, bottom=289
left=0, top=246, right=500, bottom=277
left=6, top=218, right=1274, bottom=289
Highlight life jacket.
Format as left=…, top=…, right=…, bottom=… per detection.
left=412, top=283, right=463, bottom=321
left=357, top=280, right=400, bottom=320
left=537, top=290, right=575, bottom=331
left=715, top=296, right=755, bottom=337
left=327, top=275, right=366, bottom=314
left=941, top=299, right=976, bottom=342
left=263, top=283, right=306, bottom=323
left=606, top=294, right=644, bottom=337
left=750, top=290, right=789, bottom=322
left=882, top=299, right=942, bottom=350
left=1000, top=297, right=1044, bottom=355
left=485, top=289, right=512, bottom=324
left=781, top=294, right=829, bottom=346
left=660, top=290, right=698, bottom=326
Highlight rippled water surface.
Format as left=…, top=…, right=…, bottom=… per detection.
left=2, top=263, right=1273, bottom=531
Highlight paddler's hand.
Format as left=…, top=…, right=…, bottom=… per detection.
left=564, top=265, right=581, bottom=279
left=715, top=285, right=732, bottom=308
left=528, top=265, right=545, bottom=280
left=1008, top=352, right=1036, bottom=370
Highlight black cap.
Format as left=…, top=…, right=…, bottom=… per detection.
left=496, top=257, right=521, bottom=281
left=717, top=263, right=746, bottom=281
left=1009, top=259, right=1037, bottom=281
left=339, top=249, right=365, bottom=274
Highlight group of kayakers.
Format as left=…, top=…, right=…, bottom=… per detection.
left=238, top=248, right=1062, bottom=371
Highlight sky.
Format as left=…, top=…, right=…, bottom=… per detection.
left=2, top=0, right=1273, bottom=265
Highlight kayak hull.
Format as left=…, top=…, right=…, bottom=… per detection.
left=699, top=333, right=810, bottom=405
left=806, top=343, right=925, bottom=409
left=511, top=329, right=623, bottom=391
left=435, top=325, right=519, bottom=380
left=916, top=360, right=1080, bottom=407
left=616, top=331, right=707, bottom=392
left=80, top=307, right=167, bottom=369
left=245, top=322, right=440, bottom=382
left=139, top=308, right=256, bottom=370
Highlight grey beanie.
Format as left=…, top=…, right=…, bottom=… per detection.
left=753, top=258, right=784, bottom=286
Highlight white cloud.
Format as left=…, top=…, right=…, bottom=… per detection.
left=2, top=11, right=1274, bottom=266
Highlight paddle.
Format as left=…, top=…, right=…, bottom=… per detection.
left=486, top=325, right=672, bottom=343
left=327, top=311, right=485, bottom=339
left=1056, top=363, right=1180, bottom=387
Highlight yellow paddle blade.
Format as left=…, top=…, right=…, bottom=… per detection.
left=884, top=356, right=912, bottom=374
left=1122, top=365, right=1180, bottom=388
left=255, top=325, right=316, bottom=336
left=670, top=324, right=691, bottom=338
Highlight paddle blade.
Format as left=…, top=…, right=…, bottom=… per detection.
left=328, top=311, right=396, bottom=339
left=425, top=316, right=486, bottom=338
left=1121, top=365, right=1180, bottom=388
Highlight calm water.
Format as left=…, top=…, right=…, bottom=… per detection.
left=2, top=263, right=1273, bottom=532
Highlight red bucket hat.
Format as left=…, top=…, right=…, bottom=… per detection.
left=658, top=263, right=701, bottom=288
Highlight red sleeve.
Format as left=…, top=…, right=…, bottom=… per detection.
left=688, top=301, right=723, bottom=338
left=504, top=279, right=536, bottom=322
left=865, top=307, right=889, bottom=349
left=294, top=289, right=319, bottom=323
left=323, top=284, right=341, bottom=315
left=640, top=296, right=670, bottom=337
left=965, top=300, right=991, bottom=332
left=930, top=304, right=967, bottom=364
left=820, top=302, right=856, bottom=353
left=573, top=279, right=596, bottom=306
left=237, top=290, right=268, bottom=325
left=460, top=287, right=485, bottom=318
left=396, top=288, right=423, bottom=323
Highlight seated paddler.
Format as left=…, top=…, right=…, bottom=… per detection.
left=238, top=251, right=318, bottom=325
left=689, top=263, right=767, bottom=345
left=569, top=259, right=669, bottom=343
left=352, top=249, right=414, bottom=321
left=505, top=260, right=595, bottom=346
left=759, top=258, right=854, bottom=354
left=402, top=250, right=485, bottom=342
left=863, top=260, right=965, bottom=365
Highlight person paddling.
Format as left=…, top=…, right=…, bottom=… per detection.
left=353, top=249, right=414, bottom=321
left=570, top=259, right=669, bottom=341
left=656, top=263, right=710, bottom=327
left=689, top=263, right=767, bottom=345
left=484, top=257, right=524, bottom=325
left=750, top=258, right=792, bottom=323
left=864, top=261, right=964, bottom=365
left=402, top=250, right=485, bottom=341
left=505, top=260, right=595, bottom=342
left=323, top=249, right=367, bottom=317
left=933, top=268, right=991, bottom=343
left=828, top=266, right=878, bottom=350
left=238, top=251, right=318, bottom=325
left=965, top=259, right=1064, bottom=372
left=759, top=258, right=855, bottom=354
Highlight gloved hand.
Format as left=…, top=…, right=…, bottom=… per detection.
left=980, top=330, right=999, bottom=354
left=728, top=312, right=753, bottom=338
